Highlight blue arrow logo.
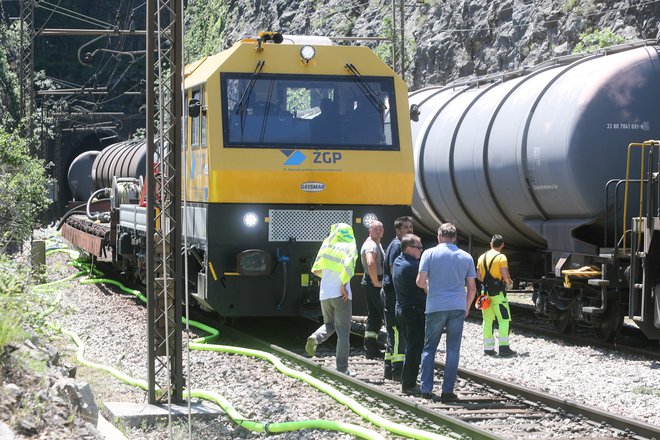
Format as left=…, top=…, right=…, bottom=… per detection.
left=281, top=149, right=306, bottom=165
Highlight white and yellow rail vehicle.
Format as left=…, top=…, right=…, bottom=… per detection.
left=182, top=33, right=414, bottom=317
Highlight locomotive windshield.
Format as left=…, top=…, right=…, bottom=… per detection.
left=221, top=73, right=399, bottom=150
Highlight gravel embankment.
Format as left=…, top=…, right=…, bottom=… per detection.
left=46, top=250, right=660, bottom=439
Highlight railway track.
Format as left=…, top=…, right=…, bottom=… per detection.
left=89, top=261, right=659, bottom=438
left=503, top=292, right=660, bottom=361
left=213, top=315, right=660, bottom=440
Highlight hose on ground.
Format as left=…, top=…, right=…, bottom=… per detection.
left=42, top=252, right=452, bottom=440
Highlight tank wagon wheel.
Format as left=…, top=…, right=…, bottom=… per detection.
left=552, top=311, right=575, bottom=334
left=594, top=300, right=623, bottom=342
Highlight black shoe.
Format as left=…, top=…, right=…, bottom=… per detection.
left=484, top=349, right=497, bottom=357
left=384, top=361, right=392, bottom=380
left=402, top=386, right=421, bottom=395
left=391, top=364, right=402, bottom=381
left=421, top=392, right=435, bottom=400
left=440, top=392, right=458, bottom=403
left=365, top=350, right=384, bottom=360
left=498, top=346, right=516, bottom=357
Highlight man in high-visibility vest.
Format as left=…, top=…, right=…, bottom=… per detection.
left=476, top=234, right=515, bottom=357
left=305, top=223, right=358, bottom=376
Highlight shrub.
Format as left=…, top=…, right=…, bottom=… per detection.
left=0, top=126, right=52, bottom=252
left=573, top=28, right=625, bottom=54
left=0, top=257, right=30, bottom=352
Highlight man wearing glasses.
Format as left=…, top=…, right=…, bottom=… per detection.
left=392, top=234, right=426, bottom=395
left=381, top=216, right=414, bottom=381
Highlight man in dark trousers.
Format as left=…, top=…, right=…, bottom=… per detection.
left=392, top=234, right=426, bottom=394
left=381, top=216, right=414, bottom=380
left=476, top=234, right=515, bottom=357
left=360, top=220, right=385, bottom=359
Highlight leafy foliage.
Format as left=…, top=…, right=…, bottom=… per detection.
left=0, top=127, right=52, bottom=251
left=572, top=28, right=625, bottom=54
left=184, top=0, right=229, bottom=63
left=374, top=16, right=394, bottom=66
left=0, top=17, right=20, bottom=126
left=0, top=257, right=29, bottom=351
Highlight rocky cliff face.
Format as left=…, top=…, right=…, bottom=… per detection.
left=214, top=0, right=660, bottom=90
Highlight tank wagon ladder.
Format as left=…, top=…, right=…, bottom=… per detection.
left=624, top=140, right=660, bottom=341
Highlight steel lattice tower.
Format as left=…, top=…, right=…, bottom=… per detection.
left=146, top=0, right=183, bottom=404
left=19, top=0, right=34, bottom=126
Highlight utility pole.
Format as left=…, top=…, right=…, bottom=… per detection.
left=19, top=0, right=34, bottom=131
left=391, top=0, right=426, bottom=80
left=146, top=0, right=184, bottom=405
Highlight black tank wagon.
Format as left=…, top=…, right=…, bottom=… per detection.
left=409, top=41, right=660, bottom=341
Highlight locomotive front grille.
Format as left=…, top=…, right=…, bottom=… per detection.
left=268, top=209, right=353, bottom=242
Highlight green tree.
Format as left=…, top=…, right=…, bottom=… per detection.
left=572, top=28, right=625, bottom=54
left=184, top=0, right=229, bottom=63
left=374, top=16, right=394, bottom=66
left=0, top=126, right=51, bottom=252
left=0, top=16, right=20, bottom=126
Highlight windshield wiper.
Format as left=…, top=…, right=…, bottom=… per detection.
left=345, top=63, right=386, bottom=118
left=235, top=60, right=265, bottom=135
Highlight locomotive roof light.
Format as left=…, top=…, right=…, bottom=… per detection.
left=362, top=213, right=378, bottom=229
left=243, top=212, right=259, bottom=228
left=300, top=45, right=316, bottom=64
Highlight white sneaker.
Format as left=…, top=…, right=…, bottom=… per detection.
left=305, top=337, right=317, bottom=357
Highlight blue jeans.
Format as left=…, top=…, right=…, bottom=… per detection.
left=419, top=309, right=465, bottom=394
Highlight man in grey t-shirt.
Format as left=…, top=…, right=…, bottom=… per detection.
left=360, top=220, right=385, bottom=359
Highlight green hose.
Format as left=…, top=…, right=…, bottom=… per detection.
left=47, top=258, right=452, bottom=439
left=56, top=315, right=386, bottom=440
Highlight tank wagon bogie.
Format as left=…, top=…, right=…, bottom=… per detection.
left=60, top=32, right=415, bottom=320
left=410, top=41, right=660, bottom=341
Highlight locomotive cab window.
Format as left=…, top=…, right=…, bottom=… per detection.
left=200, top=86, right=207, bottom=148
left=190, top=89, right=201, bottom=150
left=221, top=73, right=399, bottom=150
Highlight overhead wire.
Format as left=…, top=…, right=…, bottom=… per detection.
left=36, top=0, right=143, bottom=132
left=37, top=0, right=112, bottom=29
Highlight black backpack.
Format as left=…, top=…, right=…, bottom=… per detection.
left=480, top=252, right=504, bottom=294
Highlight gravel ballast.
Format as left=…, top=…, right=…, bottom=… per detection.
left=45, top=250, right=660, bottom=439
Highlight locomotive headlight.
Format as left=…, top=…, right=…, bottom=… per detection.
left=300, top=45, right=316, bottom=63
left=362, top=213, right=378, bottom=229
left=243, top=212, right=259, bottom=228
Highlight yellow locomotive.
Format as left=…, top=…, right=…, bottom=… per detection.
left=181, top=32, right=414, bottom=317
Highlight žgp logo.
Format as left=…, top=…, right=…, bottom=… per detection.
left=281, top=149, right=306, bottom=165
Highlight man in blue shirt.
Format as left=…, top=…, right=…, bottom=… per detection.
left=392, top=233, right=426, bottom=394
left=416, top=223, right=477, bottom=403
left=381, top=216, right=414, bottom=380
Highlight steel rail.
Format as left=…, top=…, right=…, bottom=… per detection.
left=435, top=344, right=660, bottom=439
left=215, top=323, right=502, bottom=440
